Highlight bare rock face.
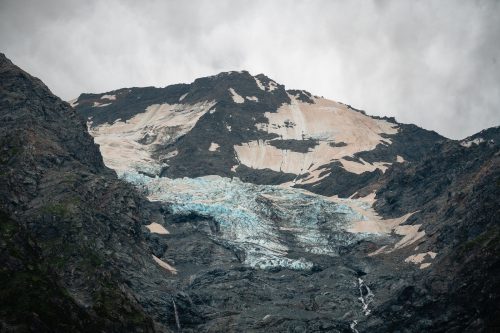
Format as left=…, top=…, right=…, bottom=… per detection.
left=0, top=53, right=170, bottom=332
left=1, top=53, right=499, bottom=332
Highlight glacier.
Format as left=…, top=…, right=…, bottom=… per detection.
left=122, top=172, right=370, bottom=270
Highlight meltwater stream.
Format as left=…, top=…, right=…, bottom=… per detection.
left=123, top=173, right=369, bottom=270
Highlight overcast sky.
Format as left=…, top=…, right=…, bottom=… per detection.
left=1, top=0, right=499, bottom=139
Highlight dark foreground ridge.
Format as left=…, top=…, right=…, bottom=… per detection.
left=1, top=53, right=499, bottom=332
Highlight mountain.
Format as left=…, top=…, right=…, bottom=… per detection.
left=72, top=70, right=445, bottom=197
left=1, top=53, right=499, bottom=332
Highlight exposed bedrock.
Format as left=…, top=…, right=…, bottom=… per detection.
left=1, top=53, right=499, bottom=332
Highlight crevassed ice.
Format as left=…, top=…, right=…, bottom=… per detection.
left=122, top=173, right=365, bottom=270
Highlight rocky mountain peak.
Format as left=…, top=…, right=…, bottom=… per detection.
left=73, top=70, right=445, bottom=196
left=2, top=53, right=498, bottom=332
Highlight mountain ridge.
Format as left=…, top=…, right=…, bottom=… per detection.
left=72, top=69, right=447, bottom=198
left=1, top=53, right=499, bottom=332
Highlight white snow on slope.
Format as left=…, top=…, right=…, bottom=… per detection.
left=254, top=77, right=266, bottom=90
left=68, top=98, right=79, bottom=107
left=246, top=96, right=259, bottom=102
left=93, top=101, right=111, bottom=108
left=268, top=80, right=278, bottom=91
left=254, top=76, right=278, bottom=91
left=229, top=88, right=245, bottom=103
left=209, top=142, right=220, bottom=152
left=152, top=255, right=177, bottom=274
left=325, top=191, right=426, bottom=253
left=101, top=94, right=116, bottom=100
left=146, top=222, right=170, bottom=234
left=405, top=251, right=437, bottom=269
left=460, top=137, right=485, bottom=147
left=88, top=101, right=215, bottom=174
left=234, top=96, right=398, bottom=181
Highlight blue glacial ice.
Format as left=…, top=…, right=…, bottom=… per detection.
left=122, top=172, right=367, bottom=270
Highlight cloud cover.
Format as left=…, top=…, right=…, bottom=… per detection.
left=1, top=0, right=499, bottom=139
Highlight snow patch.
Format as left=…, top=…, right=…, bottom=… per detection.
left=88, top=101, right=214, bottom=174
left=229, top=88, right=245, bottom=103
left=152, top=255, right=177, bottom=274
left=68, top=98, right=79, bottom=107
left=246, top=96, right=259, bottom=102
left=461, top=137, right=485, bottom=147
left=146, top=222, right=169, bottom=234
left=234, top=96, right=398, bottom=182
left=179, top=92, right=188, bottom=101
left=339, top=158, right=391, bottom=174
left=93, top=101, right=111, bottom=108
left=268, top=80, right=278, bottom=91
left=326, top=192, right=426, bottom=253
left=209, top=142, right=220, bottom=152
left=254, top=77, right=266, bottom=90
left=405, top=251, right=437, bottom=269
left=101, top=94, right=116, bottom=100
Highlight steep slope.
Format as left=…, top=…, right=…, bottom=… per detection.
left=73, top=71, right=499, bottom=332
left=0, top=53, right=176, bottom=332
left=3, top=52, right=498, bottom=333
left=73, top=71, right=445, bottom=196
left=361, top=131, right=500, bottom=332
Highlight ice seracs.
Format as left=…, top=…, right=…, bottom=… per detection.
left=120, top=173, right=427, bottom=271
left=121, top=173, right=369, bottom=270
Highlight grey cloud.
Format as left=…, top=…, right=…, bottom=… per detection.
left=0, top=0, right=498, bottom=138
